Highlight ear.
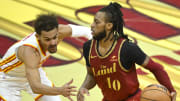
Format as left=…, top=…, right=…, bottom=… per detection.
left=35, top=33, right=40, bottom=40
left=106, top=23, right=113, bottom=30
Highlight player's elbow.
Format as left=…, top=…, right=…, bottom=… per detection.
left=145, top=58, right=164, bottom=72
left=32, top=88, right=40, bottom=94
left=30, top=84, right=42, bottom=94
left=31, top=87, right=39, bottom=94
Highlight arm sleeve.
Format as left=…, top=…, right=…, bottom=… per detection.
left=83, top=40, right=92, bottom=67
left=144, top=58, right=176, bottom=92
left=121, top=41, right=146, bottom=69
left=68, top=24, right=92, bottom=39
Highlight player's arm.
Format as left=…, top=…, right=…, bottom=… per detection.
left=124, top=41, right=176, bottom=93
left=80, top=66, right=96, bottom=90
left=58, top=24, right=92, bottom=40
left=77, top=40, right=96, bottom=101
left=126, top=42, right=177, bottom=101
left=77, top=66, right=96, bottom=101
left=17, top=46, right=77, bottom=97
left=142, top=56, right=177, bottom=101
left=80, top=40, right=96, bottom=90
left=141, top=56, right=176, bottom=92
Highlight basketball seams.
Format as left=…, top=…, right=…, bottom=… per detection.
left=147, top=84, right=168, bottom=92
left=140, top=97, right=157, bottom=101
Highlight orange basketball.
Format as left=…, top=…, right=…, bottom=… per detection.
left=140, top=84, right=171, bottom=101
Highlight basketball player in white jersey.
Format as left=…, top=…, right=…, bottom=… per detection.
left=0, top=14, right=92, bottom=101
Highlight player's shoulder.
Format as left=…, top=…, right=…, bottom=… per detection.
left=83, top=40, right=92, bottom=52
left=19, top=45, right=38, bottom=54
left=84, top=39, right=92, bottom=44
left=123, top=40, right=137, bottom=47
left=17, top=45, right=40, bottom=61
left=83, top=40, right=92, bottom=47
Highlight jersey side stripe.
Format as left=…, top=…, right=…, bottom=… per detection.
left=0, top=54, right=16, bottom=66
left=0, top=95, right=7, bottom=101
left=35, top=94, right=43, bottom=101
left=3, top=61, right=23, bottom=73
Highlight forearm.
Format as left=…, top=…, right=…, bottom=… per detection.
left=145, top=58, right=176, bottom=92
left=152, top=68, right=175, bottom=92
left=58, top=24, right=92, bottom=40
left=80, top=73, right=96, bottom=90
left=68, top=24, right=92, bottom=39
left=31, top=83, right=63, bottom=95
left=26, top=68, right=63, bottom=95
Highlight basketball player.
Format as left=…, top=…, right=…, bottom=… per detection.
left=77, top=2, right=177, bottom=101
left=0, top=14, right=91, bottom=101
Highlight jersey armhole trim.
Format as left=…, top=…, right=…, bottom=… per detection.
left=88, top=40, right=93, bottom=67
left=23, top=44, right=42, bottom=61
left=118, top=40, right=130, bottom=72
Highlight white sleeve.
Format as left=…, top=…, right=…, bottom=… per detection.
left=68, top=24, right=92, bottom=40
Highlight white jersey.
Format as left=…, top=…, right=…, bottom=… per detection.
left=0, top=32, right=61, bottom=101
left=0, top=32, right=50, bottom=81
left=0, top=24, right=92, bottom=101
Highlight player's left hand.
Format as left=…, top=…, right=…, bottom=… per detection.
left=171, top=92, right=177, bottom=101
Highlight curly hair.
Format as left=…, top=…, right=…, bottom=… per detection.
left=34, top=14, right=58, bottom=35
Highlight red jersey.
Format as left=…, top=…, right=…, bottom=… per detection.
left=89, top=38, right=139, bottom=101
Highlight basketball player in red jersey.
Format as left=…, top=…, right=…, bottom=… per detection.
left=77, top=2, right=177, bottom=101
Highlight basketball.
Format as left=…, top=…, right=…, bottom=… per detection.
left=140, top=84, right=171, bottom=101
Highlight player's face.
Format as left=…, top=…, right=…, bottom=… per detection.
left=91, top=12, right=107, bottom=41
left=37, top=28, right=59, bottom=53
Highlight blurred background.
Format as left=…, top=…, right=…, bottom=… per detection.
left=0, top=0, right=179, bottom=101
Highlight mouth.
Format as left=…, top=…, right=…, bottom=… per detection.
left=91, top=29, right=95, bottom=35
left=49, top=46, right=56, bottom=49
left=48, top=46, right=57, bottom=53
left=49, top=45, right=57, bottom=50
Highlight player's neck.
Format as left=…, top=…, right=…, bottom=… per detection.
left=99, top=33, right=114, bottom=48
left=39, top=41, right=47, bottom=53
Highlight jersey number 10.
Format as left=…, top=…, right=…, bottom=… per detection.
left=107, top=77, right=121, bottom=91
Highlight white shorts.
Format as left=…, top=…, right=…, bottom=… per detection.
left=0, top=68, right=61, bottom=101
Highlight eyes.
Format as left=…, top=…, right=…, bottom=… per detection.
left=44, top=35, right=57, bottom=42
left=94, top=19, right=100, bottom=24
left=45, top=39, right=51, bottom=41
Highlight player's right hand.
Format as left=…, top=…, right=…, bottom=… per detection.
left=60, top=79, right=77, bottom=100
left=77, top=88, right=89, bottom=101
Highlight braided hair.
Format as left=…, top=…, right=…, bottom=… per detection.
left=99, top=2, right=128, bottom=41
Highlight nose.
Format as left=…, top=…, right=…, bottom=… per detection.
left=50, top=39, right=57, bottom=45
left=91, top=22, right=95, bottom=29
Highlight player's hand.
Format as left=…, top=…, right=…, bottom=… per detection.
left=77, top=88, right=89, bottom=101
left=60, top=79, right=77, bottom=100
left=171, top=92, right=177, bottom=101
